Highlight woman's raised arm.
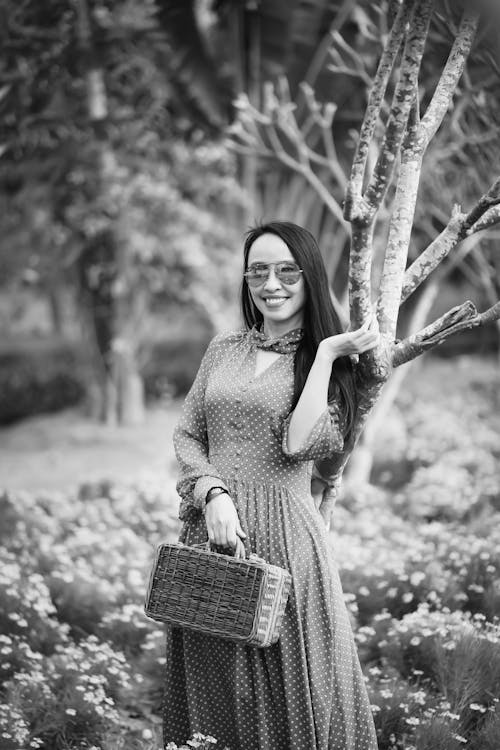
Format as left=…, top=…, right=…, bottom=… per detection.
left=284, top=317, right=379, bottom=458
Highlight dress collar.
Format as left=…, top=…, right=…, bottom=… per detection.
left=248, top=324, right=304, bottom=354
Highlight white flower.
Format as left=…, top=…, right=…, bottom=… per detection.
left=65, top=708, right=77, bottom=716
left=469, top=703, right=487, bottom=713
left=410, top=571, right=426, bottom=586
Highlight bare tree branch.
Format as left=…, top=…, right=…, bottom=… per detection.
left=348, top=221, right=375, bottom=326
left=227, top=82, right=350, bottom=227
left=462, top=176, right=500, bottom=231
left=392, top=299, right=500, bottom=366
left=401, top=206, right=466, bottom=302
left=345, top=0, right=417, bottom=219
left=303, top=0, right=357, bottom=88
left=470, top=205, right=500, bottom=233
left=362, top=0, right=434, bottom=214
left=401, top=177, right=500, bottom=301
left=327, top=31, right=373, bottom=88
left=419, top=5, right=480, bottom=146
left=377, top=96, right=423, bottom=336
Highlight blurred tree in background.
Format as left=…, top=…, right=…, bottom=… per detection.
left=0, top=0, right=243, bottom=423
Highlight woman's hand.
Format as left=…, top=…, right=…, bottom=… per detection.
left=205, top=493, right=247, bottom=559
left=318, top=315, right=380, bottom=362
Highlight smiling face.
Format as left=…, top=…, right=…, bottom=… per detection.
left=246, top=233, right=306, bottom=336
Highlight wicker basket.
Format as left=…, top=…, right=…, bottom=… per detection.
left=144, top=542, right=292, bottom=647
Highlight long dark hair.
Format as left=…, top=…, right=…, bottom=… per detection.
left=241, top=220, right=357, bottom=442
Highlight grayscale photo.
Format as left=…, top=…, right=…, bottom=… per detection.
left=1, top=1, right=499, bottom=749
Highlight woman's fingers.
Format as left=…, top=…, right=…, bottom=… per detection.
left=360, top=333, right=380, bottom=352
left=210, top=522, right=241, bottom=548
left=234, top=537, right=246, bottom=559
left=235, top=520, right=247, bottom=539
left=210, top=520, right=227, bottom=547
left=206, top=503, right=247, bottom=554
left=356, top=317, right=375, bottom=335
left=225, top=522, right=237, bottom=550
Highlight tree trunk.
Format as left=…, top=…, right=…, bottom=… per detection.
left=74, top=0, right=145, bottom=425
left=46, top=280, right=65, bottom=336
left=346, top=276, right=439, bottom=485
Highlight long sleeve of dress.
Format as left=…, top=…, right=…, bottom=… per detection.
left=281, top=398, right=345, bottom=461
left=173, top=333, right=229, bottom=521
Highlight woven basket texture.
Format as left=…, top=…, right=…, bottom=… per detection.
left=144, top=543, right=292, bottom=647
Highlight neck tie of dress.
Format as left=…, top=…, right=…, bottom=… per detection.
left=248, top=325, right=304, bottom=354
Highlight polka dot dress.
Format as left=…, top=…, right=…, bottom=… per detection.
left=163, top=328, right=378, bottom=750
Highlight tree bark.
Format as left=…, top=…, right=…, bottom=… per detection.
left=75, top=0, right=145, bottom=425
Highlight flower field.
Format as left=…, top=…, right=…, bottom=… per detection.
left=0, top=356, right=499, bottom=750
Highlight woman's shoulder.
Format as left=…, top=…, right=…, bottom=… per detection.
left=206, top=328, right=248, bottom=353
left=208, top=328, right=248, bottom=348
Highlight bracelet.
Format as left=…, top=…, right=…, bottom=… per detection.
left=205, top=487, right=228, bottom=504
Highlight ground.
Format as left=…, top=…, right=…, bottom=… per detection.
left=0, top=402, right=182, bottom=493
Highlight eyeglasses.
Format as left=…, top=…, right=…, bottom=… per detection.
left=243, top=261, right=303, bottom=287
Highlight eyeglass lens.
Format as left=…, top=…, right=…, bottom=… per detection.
left=245, top=262, right=302, bottom=286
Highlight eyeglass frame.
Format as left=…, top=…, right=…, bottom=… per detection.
left=243, top=261, right=304, bottom=287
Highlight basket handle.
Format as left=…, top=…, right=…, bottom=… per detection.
left=191, top=537, right=253, bottom=558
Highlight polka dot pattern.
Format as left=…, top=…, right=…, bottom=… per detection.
left=164, top=329, right=378, bottom=750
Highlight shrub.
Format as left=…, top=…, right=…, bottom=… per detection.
left=0, top=342, right=84, bottom=425
left=0, top=331, right=211, bottom=425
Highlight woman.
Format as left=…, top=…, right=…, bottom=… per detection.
left=164, top=221, right=379, bottom=750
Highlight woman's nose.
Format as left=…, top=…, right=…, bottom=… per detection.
left=263, top=267, right=281, bottom=291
